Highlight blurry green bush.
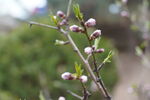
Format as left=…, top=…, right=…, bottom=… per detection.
left=0, top=19, right=117, bottom=100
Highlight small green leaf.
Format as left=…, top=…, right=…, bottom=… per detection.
left=103, top=51, right=113, bottom=64
left=74, top=62, right=83, bottom=78
left=94, top=37, right=101, bottom=50
left=50, top=15, right=58, bottom=25
left=73, top=4, right=83, bottom=21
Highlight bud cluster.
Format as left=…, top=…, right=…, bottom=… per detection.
left=56, top=10, right=68, bottom=26
left=61, top=72, right=88, bottom=83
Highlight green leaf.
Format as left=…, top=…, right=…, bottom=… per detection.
left=74, top=62, right=83, bottom=78
left=103, top=51, right=113, bottom=64
left=50, top=15, right=58, bottom=25
left=94, top=37, right=101, bottom=50
left=73, top=4, right=83, bottom=21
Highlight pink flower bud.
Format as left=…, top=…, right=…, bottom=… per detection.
left=57, top=11, right=66, bottom=18
left=84, top=47, right=93, bottom=54
left=69, top=25, right=82, bottom=32
left=95, top=48, right=105, bottom=53
left=80, top=75, right=88, bottom=83
left=59, top=19, right=67, bottom=26
left=120, top=11, right=129, bottom=17
left=90, top=30, right=101, bottom=40
left=58, top=96, right=66, bottom=100
left=85, top=18, right=96, bottom=27
left=61, top=72, right=75, bottom=80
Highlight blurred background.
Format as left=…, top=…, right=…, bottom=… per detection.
left=0, top=0, right=150, bottom=100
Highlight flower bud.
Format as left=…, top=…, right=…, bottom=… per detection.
left=95, top=48, right=105, bottom=53
left=69, top=25, right=82, bottom=32
left=80, top=75, right=88, bottom=83
left=85, top=18, right=96, bottom=27
left=58, top=96, right=66, bottom=100
left=90, top=30, right=101, bottom=40
left=55, top=40, right=69, bottom=45
left=61, top=72, right=75, bottom=80
left=57, top=10, right=66, bottom=19
left=59, top=19, right=67, bottom=26
left=84, top=47, right=93, bottom=54
left=120, top=11, right=129, bottom=17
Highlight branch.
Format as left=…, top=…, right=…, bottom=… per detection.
left=86, top=54, right=92, bottom=61
left=67, top=0, right=73, bottom=18
left=95, top=63, right=105, bottom=72
left=26, top=20, right=111, bottom=100
left=26, top=0, right=111, bottom=98
left=80, top=21, right=111, bottom=100
left=27, top=21, right=58, bottom=30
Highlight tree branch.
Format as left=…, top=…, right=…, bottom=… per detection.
left=27, top=21, right=58, bottom=30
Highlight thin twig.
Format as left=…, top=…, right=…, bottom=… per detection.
left=27, top=21, right=58, bottom=30
left=67, top=0, right=73, bottom=18
left=80, top=81, right=91, bottom=100
left=96, top=63, right=105, bottom=72
left=86, top=54, right=92, bottom=61
left=67, top=90, right=83, bottom=100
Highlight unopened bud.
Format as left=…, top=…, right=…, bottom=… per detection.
left=55, top=40, right=69, bottom=45
left=120, top=11, right=129, bottom=17
left=95, top=48, right=105, bottom=53
left=85, top=18, right=96, bottom=27
left=80, top=75, right=88, bottom=83
left=58, top=96, right=66, bottom=100
left=69, top=25, right=82, bottom=32
left=61, top=72, right=75, bottom=80
left=84, top=47, right=93, bottom=54
left=59, top=19, right=68, bottom=26
left=57, top=11, right=66, bottom=19
left=90, top=30, right=101, bottom=40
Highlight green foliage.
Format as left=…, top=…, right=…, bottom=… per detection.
left=50, top=15, right=58, bottom=25
left=0, top=19, right=117, bottom=100
left=74, top=62, right=83, bottom=78
left=103, top=51, right=113, bottom=64
left=73, top=4, right=83, bottom=21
